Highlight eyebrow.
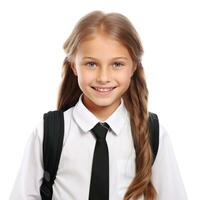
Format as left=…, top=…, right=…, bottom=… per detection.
left=82, top=56, right=128, bottom=61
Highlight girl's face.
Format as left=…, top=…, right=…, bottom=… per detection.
left=71, top=33, right=136, bottom=115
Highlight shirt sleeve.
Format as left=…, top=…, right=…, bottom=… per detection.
left=152, top=123, right=188, bottom=200
left=9, top=120, right=44, bottom=200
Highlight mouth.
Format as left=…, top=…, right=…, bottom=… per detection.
left=91, top=86, right=117, bottom=95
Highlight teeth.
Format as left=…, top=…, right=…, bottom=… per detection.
left=94, top=87, right=114, bottom=92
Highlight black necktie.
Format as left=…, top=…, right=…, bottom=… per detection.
left=89, top=122, right=110, bottom=200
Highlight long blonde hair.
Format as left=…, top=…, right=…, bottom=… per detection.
left=57, top=10, right=157, bottom=200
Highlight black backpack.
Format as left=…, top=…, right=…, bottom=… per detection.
left=40, top=110, right=159, bottom=200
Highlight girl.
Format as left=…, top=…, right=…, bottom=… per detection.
left=10, top=10, right=187, bottom=200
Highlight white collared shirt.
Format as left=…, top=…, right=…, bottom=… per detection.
left=10, top=94, right=187, bottom=200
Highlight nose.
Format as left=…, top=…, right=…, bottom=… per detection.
left=96, top=67, right=111, bottom=83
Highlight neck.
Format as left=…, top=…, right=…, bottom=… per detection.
left=82, top=96, right=121, bottom=121
left=90, top=106, right=115, bottom=121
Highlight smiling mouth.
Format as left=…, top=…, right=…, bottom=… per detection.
left=91, top=87, right=117, bottom=92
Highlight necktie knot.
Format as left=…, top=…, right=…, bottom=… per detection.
left=91, top=122, right=110, bottom=140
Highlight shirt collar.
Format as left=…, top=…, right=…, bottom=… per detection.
left=72, top=93, right=128, bottom=135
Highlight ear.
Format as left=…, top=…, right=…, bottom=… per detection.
left=71, top=64, right=78, bottom=76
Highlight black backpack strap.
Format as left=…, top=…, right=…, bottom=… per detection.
left=40, top=110, right=64, bottom=200
left=148, top=112, right=159, bottom=165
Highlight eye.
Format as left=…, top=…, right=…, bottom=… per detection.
left=86, top=62, right=97, bottom=68
left=113, top=62, right=124, bottom=68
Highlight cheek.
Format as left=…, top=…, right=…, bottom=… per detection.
left=77, top=70, right=94, bottom=86
left=117, top=71, right=132, bottom=85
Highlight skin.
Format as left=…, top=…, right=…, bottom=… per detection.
left=71, top=33, right=137, bottom=121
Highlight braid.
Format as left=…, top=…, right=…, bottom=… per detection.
left=123, top=63, right=157, bottom=200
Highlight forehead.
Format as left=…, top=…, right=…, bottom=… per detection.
left=77, top=34, right=131, bottom=59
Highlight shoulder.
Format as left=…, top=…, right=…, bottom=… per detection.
left=32, top=107, right=75, bottom=144
left=31, top=117, right=44, bottom=143
left=149, top=112, right=171, bottom=146
left=148, top=112, right=170, bottom=148
left=158, top=121, right=171, bottom=148
left=154, top=119, right=175, bottom=164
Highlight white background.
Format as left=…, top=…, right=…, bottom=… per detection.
left=0, top=0, right=199, bottom=199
